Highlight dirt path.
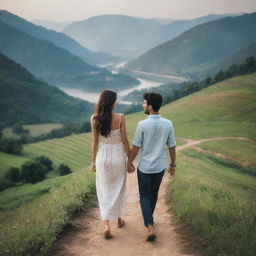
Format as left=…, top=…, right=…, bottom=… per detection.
left=48, top=136, right=250, bottom=256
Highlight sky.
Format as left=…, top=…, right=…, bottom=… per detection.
left=0, top=0, right=255, bottom=22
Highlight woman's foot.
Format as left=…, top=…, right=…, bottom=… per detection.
left=104, top=226, right=112, bottom=239
left=117, top=218, right=125, bottom=228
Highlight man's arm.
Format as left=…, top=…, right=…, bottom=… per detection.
left=127, top=145, right=140, bottom=173
left=167, top=146, right=176, bottom=175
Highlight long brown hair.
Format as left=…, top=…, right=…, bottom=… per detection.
left=94, top=90, right=117, bottom=137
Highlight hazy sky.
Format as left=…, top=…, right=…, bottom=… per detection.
left=0, top=0, right=255, bottom=21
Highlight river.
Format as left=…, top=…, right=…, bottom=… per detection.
left=59, top=62, right=187, bottom=104
left=59, top=78, right=161, bottom=105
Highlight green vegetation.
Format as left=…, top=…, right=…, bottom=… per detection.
left=2, top=123, right=63, bottom=139
left=167, top=149, right=256, bottom=256
left=58, top=163, right=72, bottom=176
left=0, top=170, right=95, bottom=256
left=124, top=57, right=256, bottom=104
left=0, top=52, right=93, bottom=130
left=0, top=134, right=23, bottom=155
left=199, top=139, right=256, bottom=169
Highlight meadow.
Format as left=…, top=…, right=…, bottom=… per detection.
left=0, top=73, right=255, bottom=255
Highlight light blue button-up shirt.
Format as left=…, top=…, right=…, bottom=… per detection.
left=133, top=114, right=176, bottom=174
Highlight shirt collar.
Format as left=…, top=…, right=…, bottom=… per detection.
left=148, top=114, right=161, bottom=118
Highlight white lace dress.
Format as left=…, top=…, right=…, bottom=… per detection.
left=95, top=128, right=127, bottom=220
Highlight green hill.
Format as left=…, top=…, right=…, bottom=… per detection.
left=0, top=10, right=119, bottom=66
left=0, top=20, right=139, bottom=90
left=125, top=13, right=256, bottom=78
left=0, top=53, right=93, bottom=129
left=0, top=73, right=255, bottom=255
left=215, top=42, right=256, bottom=72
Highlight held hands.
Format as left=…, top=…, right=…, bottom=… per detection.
left=127, top=163, right=135, bottom=173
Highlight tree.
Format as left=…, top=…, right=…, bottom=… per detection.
left=58, top=164, right=72, bottom=176
left=245, top=57, right=256, bottom=72
left=20, top=135, right=29, bottom=144
left=12, top=122, right=24, bottom=134
left=20, top=160, right=47, bottom=183
left=34, top=156, right=53, bottom=172
left=1, top=138, right=23, bottom=155
left=214, top=70, right=225, bottom=82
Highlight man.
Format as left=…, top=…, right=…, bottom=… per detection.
left=127, top=92, right=176, bottom=242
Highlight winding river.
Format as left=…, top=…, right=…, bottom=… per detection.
left=59, top=62, right=187, bottom=105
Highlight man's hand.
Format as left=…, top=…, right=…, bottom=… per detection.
left=90, top=162, right=96, bottom=172
left=168, top=165, right=176, bottom=176
left=127, top=163, right=135, bottom=173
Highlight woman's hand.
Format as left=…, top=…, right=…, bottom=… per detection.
left=90, top=162, right=96, bottom=172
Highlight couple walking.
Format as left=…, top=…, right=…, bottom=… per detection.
left=90, top=90, right=176, bottom=241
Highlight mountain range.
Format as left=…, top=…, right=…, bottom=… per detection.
left=62, top=13, right=237, bottom=59
left=0, top=12, right=139, bottom=91
left=124, top=12, right=256, bottom=78
left=0, top=10, right=119, bottom=66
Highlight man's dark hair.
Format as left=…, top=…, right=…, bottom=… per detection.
left=143, top=92, right=162, bottom=112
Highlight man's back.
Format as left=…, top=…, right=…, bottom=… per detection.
left=133, top=114, right=176, bottom=174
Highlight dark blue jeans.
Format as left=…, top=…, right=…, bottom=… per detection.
left=137, top=168, right=165, bottom=227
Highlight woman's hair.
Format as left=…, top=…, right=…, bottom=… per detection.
left=94, top=90, right=117, bottom=137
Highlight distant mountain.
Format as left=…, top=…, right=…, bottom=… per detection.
left=0, top=10, right=119, bottom=65
left=150, top=18, right=176, bottom=25
left=124, top=13, right=256, bottom=78
left=0, top=52, right=93, bottom=129
left=63, top=14, right=163, bottom=59
left=0, top=20, right=139, bottom=91
left=63, top=14, right=236, bottom=59
left=32, top=19, right=72, bottom=31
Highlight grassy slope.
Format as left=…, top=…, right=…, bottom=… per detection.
left=0, top=73, right=255, bottom=255
left=2, top=123, right=63, bottom=139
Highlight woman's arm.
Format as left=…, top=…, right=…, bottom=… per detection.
left=90, top=114, right=99, bottom=171
left=120, top=114, right=131, bottom=158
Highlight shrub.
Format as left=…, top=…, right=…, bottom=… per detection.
left=34, top=156, right=53, bottom=172
left=0, top=138, right=23, bottom=155
left=58, top=164, right=72, bottom=176
left=20, top=160, right=47, bottom=183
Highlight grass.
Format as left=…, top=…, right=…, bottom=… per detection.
left=2, top=123, right=63, bottom=139
left=198, top=139, right=256, bottom=169
left=167, top=148, right=256, bottom=256
left=0, top=169, right=96, bottom=256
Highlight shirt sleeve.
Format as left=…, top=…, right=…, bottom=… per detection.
left=133, top=123, right=143, bottom=147
left=167, top=121, right=176, bottom=148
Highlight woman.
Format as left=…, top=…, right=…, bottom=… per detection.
left=90, top=90, right=133, bottom=239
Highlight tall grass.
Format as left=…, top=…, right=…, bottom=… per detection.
left=0, top=169, right=96, bottom=256
left=167, top=149, right=256, bottom=256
